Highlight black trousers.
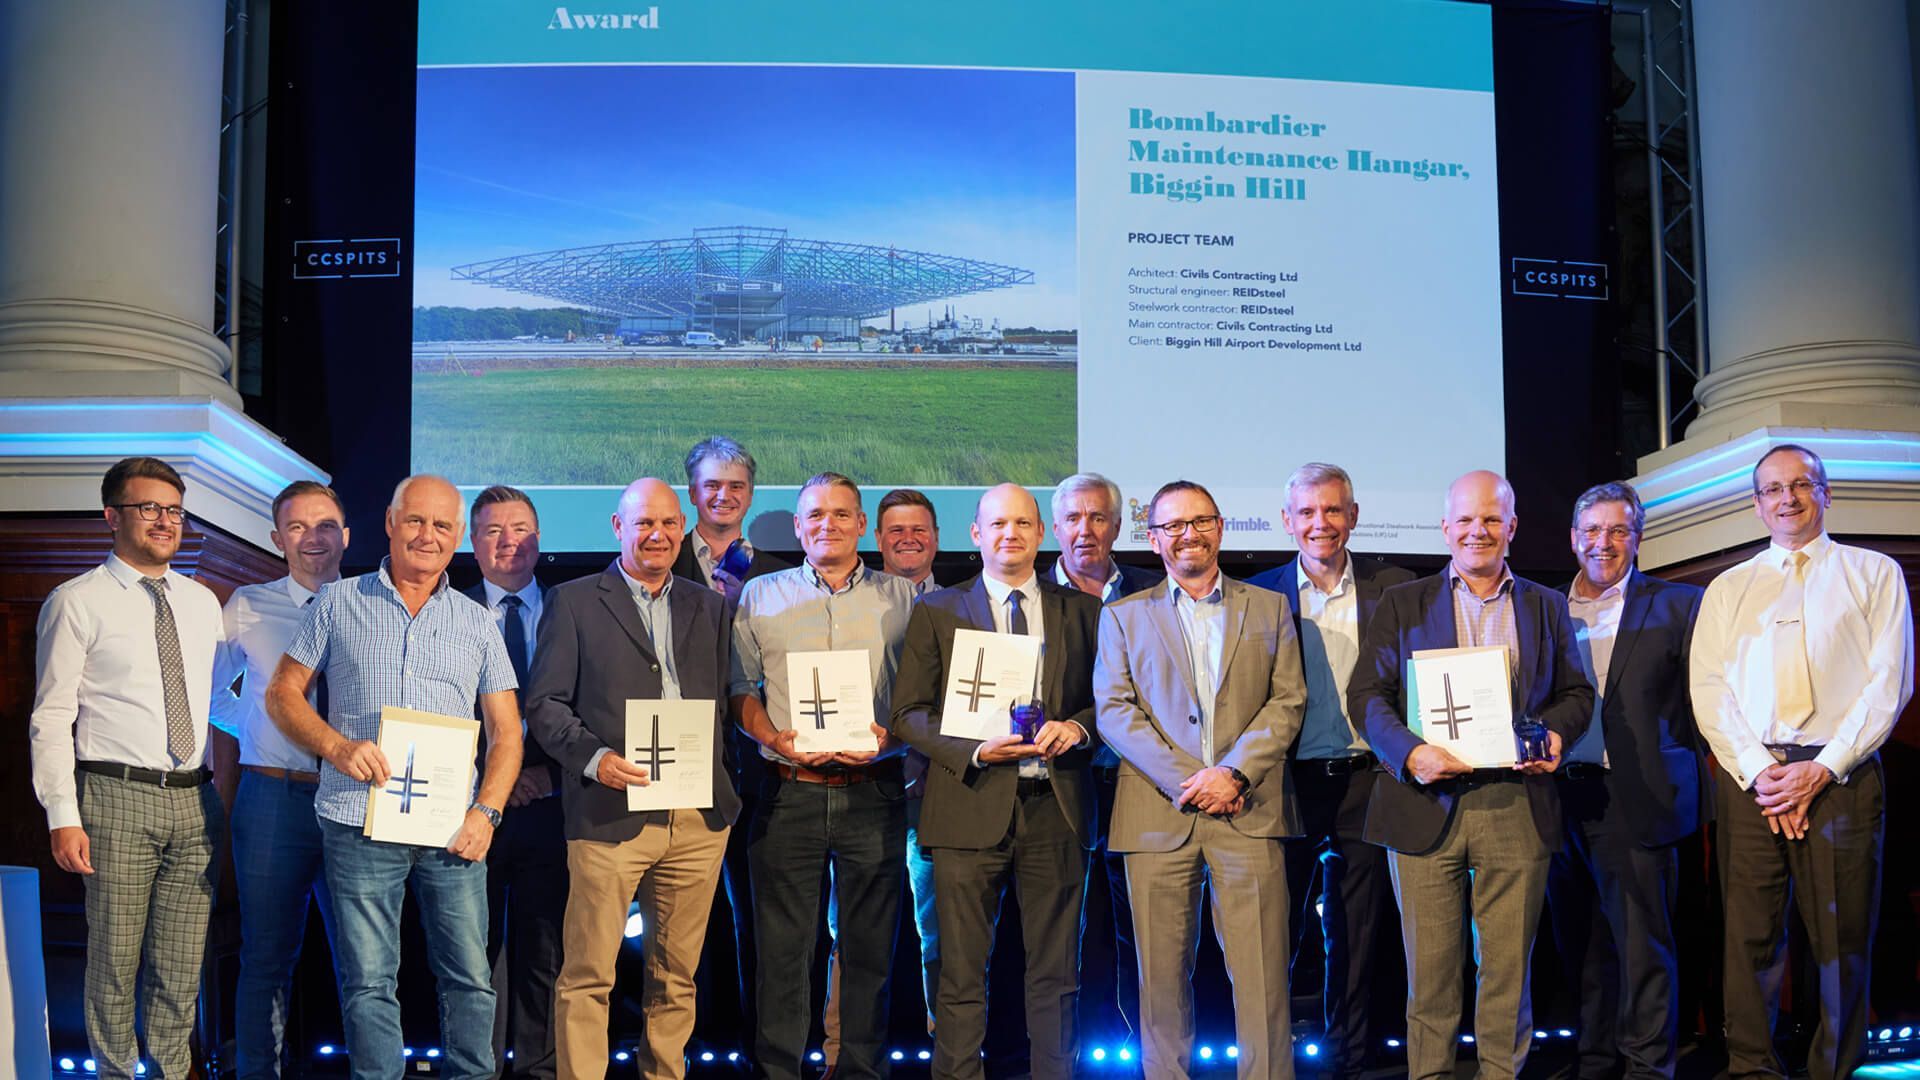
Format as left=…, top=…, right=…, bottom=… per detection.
left=1090, top=767, right=1140, bottom=1039
left=1546, top=772, right=1682, bottom=1080
left=1283, top=760, right=1389, bottom=1078
left=1716, top=756, right=1884, bottom=1080
left=486, top=794, right=569, bottom=1079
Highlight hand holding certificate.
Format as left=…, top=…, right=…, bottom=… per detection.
left=784, top=650, right=879, bottom=754
left=363, top=706, right=481, bottom=848
left=625, top=699, right=716, bottom=812
left=939, top=628, right=1044, bottom=741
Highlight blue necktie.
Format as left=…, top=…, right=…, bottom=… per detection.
left=500, top=594, right=530, bottom=696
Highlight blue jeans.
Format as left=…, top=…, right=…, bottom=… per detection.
left=320, top=818, right=495, bottom=1080
left=233, top=771, right=337, bottom=1079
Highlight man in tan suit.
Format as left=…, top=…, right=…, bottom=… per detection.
left=1094, top=479, right=1307, bottom=1080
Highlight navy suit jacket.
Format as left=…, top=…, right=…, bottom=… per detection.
left=1349, top=571, right=1595, bottom=854
left=463, top=582, right=560, bottom=787
left=1567, top=568, right=1707, bottom=847
left=526, top=563, right=741, bottom=843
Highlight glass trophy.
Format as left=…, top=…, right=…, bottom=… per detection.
left=1010, top=696, right=1046, bottom=743
left=1513, top=716, right=1552, bottom=763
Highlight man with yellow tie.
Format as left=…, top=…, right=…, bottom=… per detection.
left=1690, top=444, right=1914, bottom=1080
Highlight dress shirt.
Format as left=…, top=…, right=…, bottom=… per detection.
left=1565, top=574, right=1628, bottom=766
left=586, top=565, right=683, bottom=779
left=898, top=572, right=941, bottom=598
left=1295, top=557, right=1368, bottom=760
left=977, top=572, right=1056, bottom=777
left=693, top=529, right=752, bottom=588
left=1448, top=563, right=1519, bottom=668
left=30, top=554, right=226, bottom=830
left=285, top=558, right=518, bottom=827
left=1690, top=533, right=1914, bottom=788
left=1053, top=559, right=1124, bottom=603
left=730, top=561, right=913, bottom=765
left=481, top=577, right=542, bottom=666
left=1169, top=572, right=1226, bottom=767
left=210, top=575, right=326, bottom=771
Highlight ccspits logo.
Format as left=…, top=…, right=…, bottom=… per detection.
left=1128, top=498, right=1152, bottom=543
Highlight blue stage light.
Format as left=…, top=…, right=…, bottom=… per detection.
left=1461, top=1035, right=1476, bottom=1044
left=1119, top=1048, right=1133, bottom=1062
left=319, top=1045, right=336, bottom=1056
left=1386, top=1039, right=1402, bottom=1049
left=1091, top=1047, right=1108, bottom=1062
left=809, top=1051, right=824, bottom=1063
left=1557, top=1029, right=1574, bottom=1038
left=427, top=1049, right=441, bottom=1059
left=918, top=1050, right=932, bottom=1061
left=58, top=1059, right=75, bottom=1072
left=1535, top=1031, right=1549, bottom=1040
left=701, top=1050, right=715, bottom=1062
left=83, top=1061, right=97, bottom=1074
left=1199, top=1045, right=1214, bottom=1060
left=136, top=1065, right=147, bottom=1076
left=615, top=1051, right=631, bottom=1062
left=403, top=1048, right=414, bottom=1058
left=625, top=902, right=646, bottom=939
left=1226, top=1046, right=1239, bottom=1059
left=891, top=1051, right=904, bottom=1062
left=729, top=1052, right=742, bottom=1062
left=1883, top=1029, right=1897, bottom=1042
left=1903, top=1027, right=1915, bottom=1040
left=1304, top=1043, right=1320, bottom=1058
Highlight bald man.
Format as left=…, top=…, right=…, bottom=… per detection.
left=1348, top=471, right=1593, bottom=1080
left=891, top=483, right=1103, bottom=1078
left=522, top=479, right=737, bottom=1079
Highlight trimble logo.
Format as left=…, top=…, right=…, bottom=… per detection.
left=547, top=6, right=658, bottom=29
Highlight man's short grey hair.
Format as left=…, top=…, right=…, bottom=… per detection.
left=1570, top=481, right=1645, bottom=535
left=799, top=471, right=861, bottom=507
left=388, top=474, right=455, bottom=514
left=1284, top=462, right=1355, bottom=506
left=1050, top=472, right=1123, bottom=521
left=685, top=435, right=758, bottom=486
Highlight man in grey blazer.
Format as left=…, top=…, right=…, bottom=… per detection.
left=525, top=478, right=740, bottom=1080
left=892, top=483, right=1103, bottom=1079
left=1094, top=479, right=1308, bottom=1080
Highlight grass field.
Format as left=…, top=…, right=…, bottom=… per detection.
left=412, top=362, right=1078, bottom=486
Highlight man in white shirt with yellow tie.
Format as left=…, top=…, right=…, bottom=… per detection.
left=1690, top=443, right=1914, bottom=1080
left=31, top=457, right=229, bottom=1080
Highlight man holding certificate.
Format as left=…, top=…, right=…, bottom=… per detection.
left=266, top=474, right=524, bottom=1080
left=525, top=477, right=737, bottom=1079
left=730, top=471, right=915, bottom=1080
left=1349, top=470, right=1592, bottom=1080
left=1094, top=479, right=1308, bottom=1080
left=891, top=483, right=1102, bottom=1079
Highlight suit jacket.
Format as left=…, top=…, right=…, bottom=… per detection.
left=463, top=582, right=561, bottom=789
left=891, top=575, right=1101, bottom=848
left=1094, top=576, right=1308, bottom=851
left=670, top=539, right=790, bottom=593
left=526, top=563, right=741, bottom=843
left=1350, top=572, right=1595, bottom=855
left=1567, top=568, right=1707, bottom=847
left=1047, top=558, right=1164, bottom=604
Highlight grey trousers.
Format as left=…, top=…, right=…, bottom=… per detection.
left=1388, top=778, right=1549, bottom=1080
left=79, top=771, right=223, bottom=1080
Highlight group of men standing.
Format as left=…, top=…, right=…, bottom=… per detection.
left=28, top=440, right=1912, bottom=1080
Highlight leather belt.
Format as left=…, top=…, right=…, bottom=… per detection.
left=1297, top=752, right=1375, bottom=777
left=1765, top=743, right=1825, bottom=765
left=1015, top=776, right=1054, bottom=798
left=774, top=760, right=899, bottom=786
left=1561, top=762, right=1608, bottom=782
left=77, top=761, right=211, bottom=788
left=243, top=763, right=321, bottom=785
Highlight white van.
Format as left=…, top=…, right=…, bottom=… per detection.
left=683, top=331, right=723, bottom=349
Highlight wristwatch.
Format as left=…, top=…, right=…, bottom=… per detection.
left=471, top=802, right=503, bottom=828
left=1228, top=767, right=1252, bottom=794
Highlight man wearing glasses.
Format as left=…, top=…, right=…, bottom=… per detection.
left=1094, top=480, right=1307, bottom=1080
left=1547, top=482, right=1703, bottom=1080
left=31, top=457, right=228, bottom=1080
left=1690, top=445, right=1913, bottom=1080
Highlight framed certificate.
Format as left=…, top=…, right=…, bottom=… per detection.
left=363, top=706, right=480, bottom=847
left=939, top=628, right=1043, bottom=741
left=1407, top=646, right=1515, bottom=768
left=784, top=649, right=878, bottom=753
left=624, top=699, right=716, bottom=812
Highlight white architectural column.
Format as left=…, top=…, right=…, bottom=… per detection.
left=1635, top=0, right=1920, bottom=567
left=0, top=0, right=239, bottom=407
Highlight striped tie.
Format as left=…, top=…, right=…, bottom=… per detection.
left=141, top=577, right=195, bottom=763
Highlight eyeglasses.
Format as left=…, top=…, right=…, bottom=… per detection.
left=1148, top=515, right=1222, bottom=537
left=1756, top=479, right=1824, bottom=500
left=1577, top=525, right=1636, bottom=543
left=112, top=502, right=187, bottom=523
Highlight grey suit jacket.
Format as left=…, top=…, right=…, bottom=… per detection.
left=1094, top=575, right=1308, bottom=851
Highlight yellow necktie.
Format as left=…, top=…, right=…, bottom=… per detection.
left=1773, top=551, right=1814, bottom=729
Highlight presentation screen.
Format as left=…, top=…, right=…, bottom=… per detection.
left=413, top=0, right=1503, bottom=553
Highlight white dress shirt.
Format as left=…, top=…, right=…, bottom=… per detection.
left=481, top=577, right=542, bottom=665
left=1565, top=574, right=1628, bottom=766
left=977, top=572, right=1054, bottom=777
left=209, top=575, right=325, bottom=771
left=1295, top=558, right=1367, bottom=760
left=1169, top=572, right=1227, bottom=767
left=30, top=554, right=227, bottom=830
left=1690, top=533, right=1914, bottom=789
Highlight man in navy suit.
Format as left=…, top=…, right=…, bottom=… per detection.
left=1246, top=463, right=1413, bottom=1080
left=1349, top=470, right=1593, bottom=1080
left=1545, top=481, right=1704, bottom=1080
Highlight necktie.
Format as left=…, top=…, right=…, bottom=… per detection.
left=500, top=594, right=531, bottom=691
left=1774, top=551, right=1814, bottom=729
left=305, top=596, right=329, bottom=719
left=1007, top=588, right=1029, bottom=636
left=141, top=577, right=194, bottom=764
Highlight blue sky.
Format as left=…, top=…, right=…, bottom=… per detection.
left=415, top=65, right=1078, bottom=326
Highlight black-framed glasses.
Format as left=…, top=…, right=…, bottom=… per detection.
left=112, top=502, right=186, bottom=523
left=1755, top=479, right=1824, bottom=500
left=1148, top=515, right=1222, bottom=537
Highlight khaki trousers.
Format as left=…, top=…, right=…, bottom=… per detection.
left=556, top=810, right=729, bottom=1080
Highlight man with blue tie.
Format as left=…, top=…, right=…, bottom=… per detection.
left=1094, top=479, right=1307, bottom=1080
left=464, top=485, right=566, bottom=1079
left=1349, top=470, right=1593, bottom=1080
left=1245, top=462, right=1413, bottom=1080
left=1545, top=482, right=1704, bottom=1080
left=892, top=483, right=1102, bottom=1078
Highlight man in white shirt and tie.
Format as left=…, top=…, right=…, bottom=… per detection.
left=210, top=479, right=350, bottom=1079
left=30, top=456, right=229, bottom=1080
left=1690, top=443, right=1914, bottom=1080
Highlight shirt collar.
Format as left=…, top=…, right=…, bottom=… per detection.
left=616, top=560, right=673, bottom=601
left=696, top=529, right=752, bottom=562
left=1446, top=561, right=1514, bottom=599
left=1569, top=569, right=1629, bottom=606
left=482, top=576, right=541, bottom=609
left=1296, top=554, right=1356, bottom=598
left=1052, top=558, right=1121, bottom=595
left=982, top=571, right=1040, bottom=609
left=284, top=575, right=317, bottom=606
left=802, top=559, right=867, bottom=594
left=1168, top=570, right=1224, bottom=606
left=376, top=556, right=450, bottom=599
left=103, top=552, right=169, bottom=589
left=1766, top=532, right=1832, bottom=568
